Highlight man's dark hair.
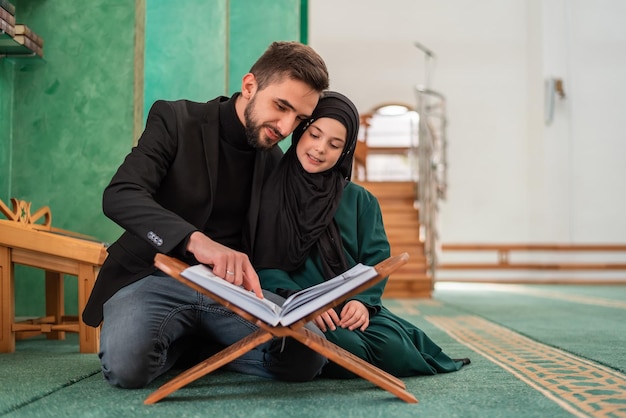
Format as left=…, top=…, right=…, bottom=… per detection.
left=249, top=41, right=329, bottom=93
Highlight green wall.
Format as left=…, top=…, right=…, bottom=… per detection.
left=143, top=0, right=303, bottom=120
left=11, top=0, right=136, bottom=240
left=143, top=0, right=228, bottom=121
left=0, top=59, right=13, bottom=199
left=6, top=0, right=136, bottom=316
left=227, top=0, right=301, bottom=95
left=2, top=0, right=306, bottom=317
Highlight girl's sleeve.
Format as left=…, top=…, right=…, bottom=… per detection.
left=348, top=188, right=391, bottom=310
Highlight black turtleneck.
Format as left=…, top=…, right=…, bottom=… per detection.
left=203, top=93, right=256, bottom=251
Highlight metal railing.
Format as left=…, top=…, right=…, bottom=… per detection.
left=414, top=85, right=448, bottom=278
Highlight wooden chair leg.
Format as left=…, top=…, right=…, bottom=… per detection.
left=77, top=263, right=98, bottom=353
left=0, top=247, right=15, bottom=352
left=45, top=270, right=65, bottom=341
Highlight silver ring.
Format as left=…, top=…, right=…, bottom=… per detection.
left=226, top=271, right=235, bottom=275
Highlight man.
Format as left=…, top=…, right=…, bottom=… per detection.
left=82, top=41, right=330, bottom=388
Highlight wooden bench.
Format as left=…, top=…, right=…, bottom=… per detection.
left=0, top=198, right=107, bottom=353
left=437, top=243, right=626, bottom=283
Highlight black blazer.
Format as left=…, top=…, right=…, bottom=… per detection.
left=82, top=97, right=282, bottom=326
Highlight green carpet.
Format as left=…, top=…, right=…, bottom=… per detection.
left=1, top=284, right=625, bottom=417
left=0, top=337, right=100, bottom=415
left=431, top=283, right=626, bottom=372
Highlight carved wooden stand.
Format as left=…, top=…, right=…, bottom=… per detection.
left=144, top=253, right=418, bottom=405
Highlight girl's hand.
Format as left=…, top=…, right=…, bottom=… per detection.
left=313, top=308, right=341, bottom=332
left=339, top=300, right=370, bottom=331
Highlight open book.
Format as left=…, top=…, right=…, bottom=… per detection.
left=180, top=263, right=379, bottom=327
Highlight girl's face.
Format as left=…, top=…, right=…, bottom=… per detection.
left=295, top=117, right=346, bottom=173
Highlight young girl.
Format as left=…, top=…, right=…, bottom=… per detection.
left=250, top=91, right=469, bottom=378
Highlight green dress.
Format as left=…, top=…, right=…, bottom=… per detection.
left=258, top=182, right=465, bottom=378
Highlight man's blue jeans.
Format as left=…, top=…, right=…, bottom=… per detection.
left=99, top=272, right=327, bottom=388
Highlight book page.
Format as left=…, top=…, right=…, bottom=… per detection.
left=278, top=263, right=378, bottom=326
left=281, top=264, right=372, bottom=312
left=182, top=264, right=283, bottom=326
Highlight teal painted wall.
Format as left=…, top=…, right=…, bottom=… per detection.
left=3, top=0, right=304, bottom=317
left=143, top=0, right=303, bottom=119
left=8, top=0, right=136, bottom=316
left=0, top=60, right=13, bottom=200
left=12, top=1, right=135, bottom=240
left=142, top=0, right=303, bottom=152
left=143, top=0, right=228, bottom=121
left=227, top=0, right=302, bottom=95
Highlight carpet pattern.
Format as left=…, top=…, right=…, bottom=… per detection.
left=426, top=315, right=626, bottom=418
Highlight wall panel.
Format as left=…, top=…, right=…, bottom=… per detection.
left=143, top=0, right=228, bottom=121
left=228, top=0, right=301, bottom=95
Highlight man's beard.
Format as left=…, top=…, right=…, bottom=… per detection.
left=244, top=96, right=282, bottom=150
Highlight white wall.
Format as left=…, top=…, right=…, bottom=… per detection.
left=309, top=0, right=626, bottom=244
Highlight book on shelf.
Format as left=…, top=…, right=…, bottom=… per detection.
left=163, top=255, right=405, bottom=327
left=12, top=34, right=43, bottom=57
left=0, top=0, right=15, bottom=16
left=0, top=15, right=14, bottom=37
left=0, top=4, right=14, bottom=26
left=14, top=24, right=43, bottom=47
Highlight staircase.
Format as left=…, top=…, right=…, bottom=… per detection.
left=354, top=89, right=448, bottom=299
left=355, top=180, right=433, bottom=298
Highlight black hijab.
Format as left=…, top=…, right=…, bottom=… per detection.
left=251, top=91, right=360, bottom=279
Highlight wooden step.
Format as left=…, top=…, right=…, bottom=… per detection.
left=390, top=247, right=426, bottom=262
left=379, top=200, right=418, bottom=210
left=396, top=263, right=427, bottom=274
left=383, top=274, right=432, bottom=298
left=398, top=257, right=427, bottom=267
left=354, top=179, right=433, bottom=298
left=380, top=208, right=419, bottom=220
left=391, top=270, right=428, bottom=280
left=381, top=213, right=420, bottom=228
left=392, top=257, right=427, bottom=269
left=391, top=242, right=425, bottom=253
left=386, top=230, right=421, bottom=245
left=357, top=181, right=416, bottom=201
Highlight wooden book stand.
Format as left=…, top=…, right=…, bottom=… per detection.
left=145, top=253, right=418, bottom=404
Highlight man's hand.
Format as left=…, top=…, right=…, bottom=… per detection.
left=338, top=300, right=369, bottom=331
left=186, top=231, right=263, bottom=298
